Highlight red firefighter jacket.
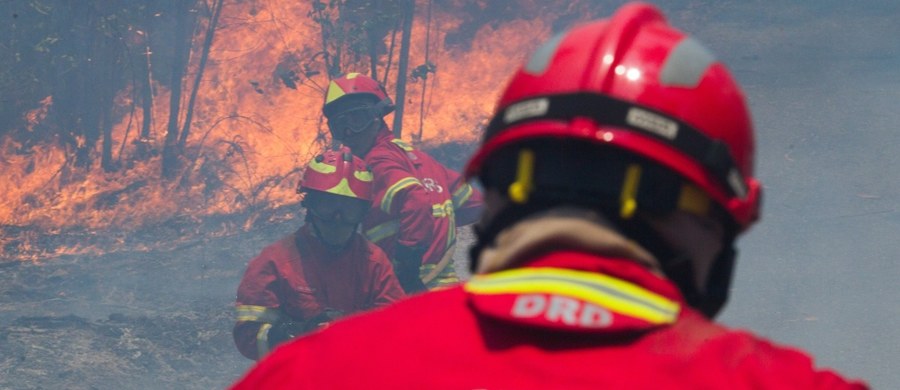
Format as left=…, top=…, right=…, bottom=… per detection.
left=233, top=224, right=405, bottom=360
left=362, top=130, right=483, bottom=268
left=231, top=250, right=867, bottom=389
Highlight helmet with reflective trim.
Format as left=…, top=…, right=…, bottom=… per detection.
left=465, top=3, right=761, bottom=231
left=323, top=73, right=395, bottom=118
left=298, top=145, right=373, bottom=201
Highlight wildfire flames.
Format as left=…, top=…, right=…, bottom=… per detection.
left=1, top=1, right=604, bottom=261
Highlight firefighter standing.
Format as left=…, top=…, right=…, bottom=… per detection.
left=322, top=73, right=483, bottom=293
left=232, top=146, right=405, bottom=361
left=231, top=3, right=868, bottom=388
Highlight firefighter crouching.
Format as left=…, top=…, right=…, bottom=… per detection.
left=230, top=3, right=868, bottom=387
left=232, top=146, right=405, bottom=360
left=323, top=73, right=484, bottom=293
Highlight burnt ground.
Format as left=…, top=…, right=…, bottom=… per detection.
left=0, top=210, right=476, bottom=389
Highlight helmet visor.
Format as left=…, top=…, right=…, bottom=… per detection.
left=305, top=193, right=368, bottom=225
left=327, top=106, right=377, bottom=138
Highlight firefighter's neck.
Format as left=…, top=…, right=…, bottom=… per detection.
left=475, top=207, right=663, bottom=276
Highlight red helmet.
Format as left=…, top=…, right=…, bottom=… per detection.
left=323, top=73, right=395, bottom=118
left=298, top=146, right=373, bottom=201
left=465, top=3, right=761, bottom=231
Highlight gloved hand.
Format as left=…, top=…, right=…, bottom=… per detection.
left=394, top=244, right=427, bottom=294
left=302, top=308, right=345, bottom=332
left=266, top=319, right=307, bottom=349
left=266, top=308, right=345, bottom=349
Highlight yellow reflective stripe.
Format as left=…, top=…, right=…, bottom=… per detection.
left=325, top=73, right=363, bottom=104
left=421, top=263, right=459, bottom=289
left=354, top=169, right=373, bottom=182
left=365, top=220, right=400, bottom=243
left=324, top=178, right=361, bottom=198
left=308, top=158, right=336, bottom=174
left=451, top=184, right=473, bottom=208
left=381, top=177, right=421, bottom=212
left=390, top=138, right=414, bottom=151
left=236, top=305, right=282, bottom=323
left=325, top=82, right=347, bottom=105
left=431, top=200, right=454, bottom=217
left=256, top=323, right=272, bottom=359
left=465, top=267, right=680, bottom=324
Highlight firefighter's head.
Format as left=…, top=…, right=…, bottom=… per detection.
left=323, top=73, right=394, bottom=157
left=298, top=146, right=373, bottom=249
left=464, top=3, right=762, bottom=318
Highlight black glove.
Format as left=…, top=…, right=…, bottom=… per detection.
left=394, top=244, right=427, bottom=294
left=303, top=308, right=344, bottom=332
left=266, top=319, right=306, bottom=349
left=266, top=309, right=345, bottom=349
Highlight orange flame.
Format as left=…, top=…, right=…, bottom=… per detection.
left=1, top=0, right=600, bottom=261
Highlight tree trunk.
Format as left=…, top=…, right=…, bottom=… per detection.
left=136, top=4, right=156, bottom=161
left=161, top=0, right=194, bottom=180
left=179, top=0, right=224, bottom=148
left=392, top=0, right=415, bottom=139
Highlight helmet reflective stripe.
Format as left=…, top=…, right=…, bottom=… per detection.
left=324, top=72, right=361, bottom=105
left=299, top=145, right=373, bottom=201
left=659, top=37, right=716, bottom=87
left=354, top=170, right=373, bottom=182
left=308, top=158, right=337, bottom=174
left=324, top=178, right=363, bottom=198
left=525, top=31, right=568, bottom=75
left=323, top=73, right=395, bottom=116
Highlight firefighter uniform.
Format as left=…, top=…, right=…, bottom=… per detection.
left=231, top=247, right=866, bottom=389
left=362, top=130, right=483, bottom=289
left=233, top=224, right=404, bottom=360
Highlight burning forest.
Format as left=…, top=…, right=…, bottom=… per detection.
left=0, top=0, right=617, bottom=388
left=0, top=0, right=600, bottom=262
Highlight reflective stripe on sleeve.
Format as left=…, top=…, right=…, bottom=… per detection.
left=391, top=138, right=415, bottom=151
left=452, top=184, right=474, bottom=208
left=365, top=220, right=400, bottom=243
left=431, top=200, right=454, bottom=217
left=236, top=305, right=282, bottom=323
left=381, top=177, right=422, bottom=213
left=256, top=323, right=272, bottom=359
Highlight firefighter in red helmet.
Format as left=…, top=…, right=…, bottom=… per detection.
left=232, top=146, right=405, bottom=361
left=231, top=3, right=868, bottom=387
left=322, top=72, right=483, bottom=293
